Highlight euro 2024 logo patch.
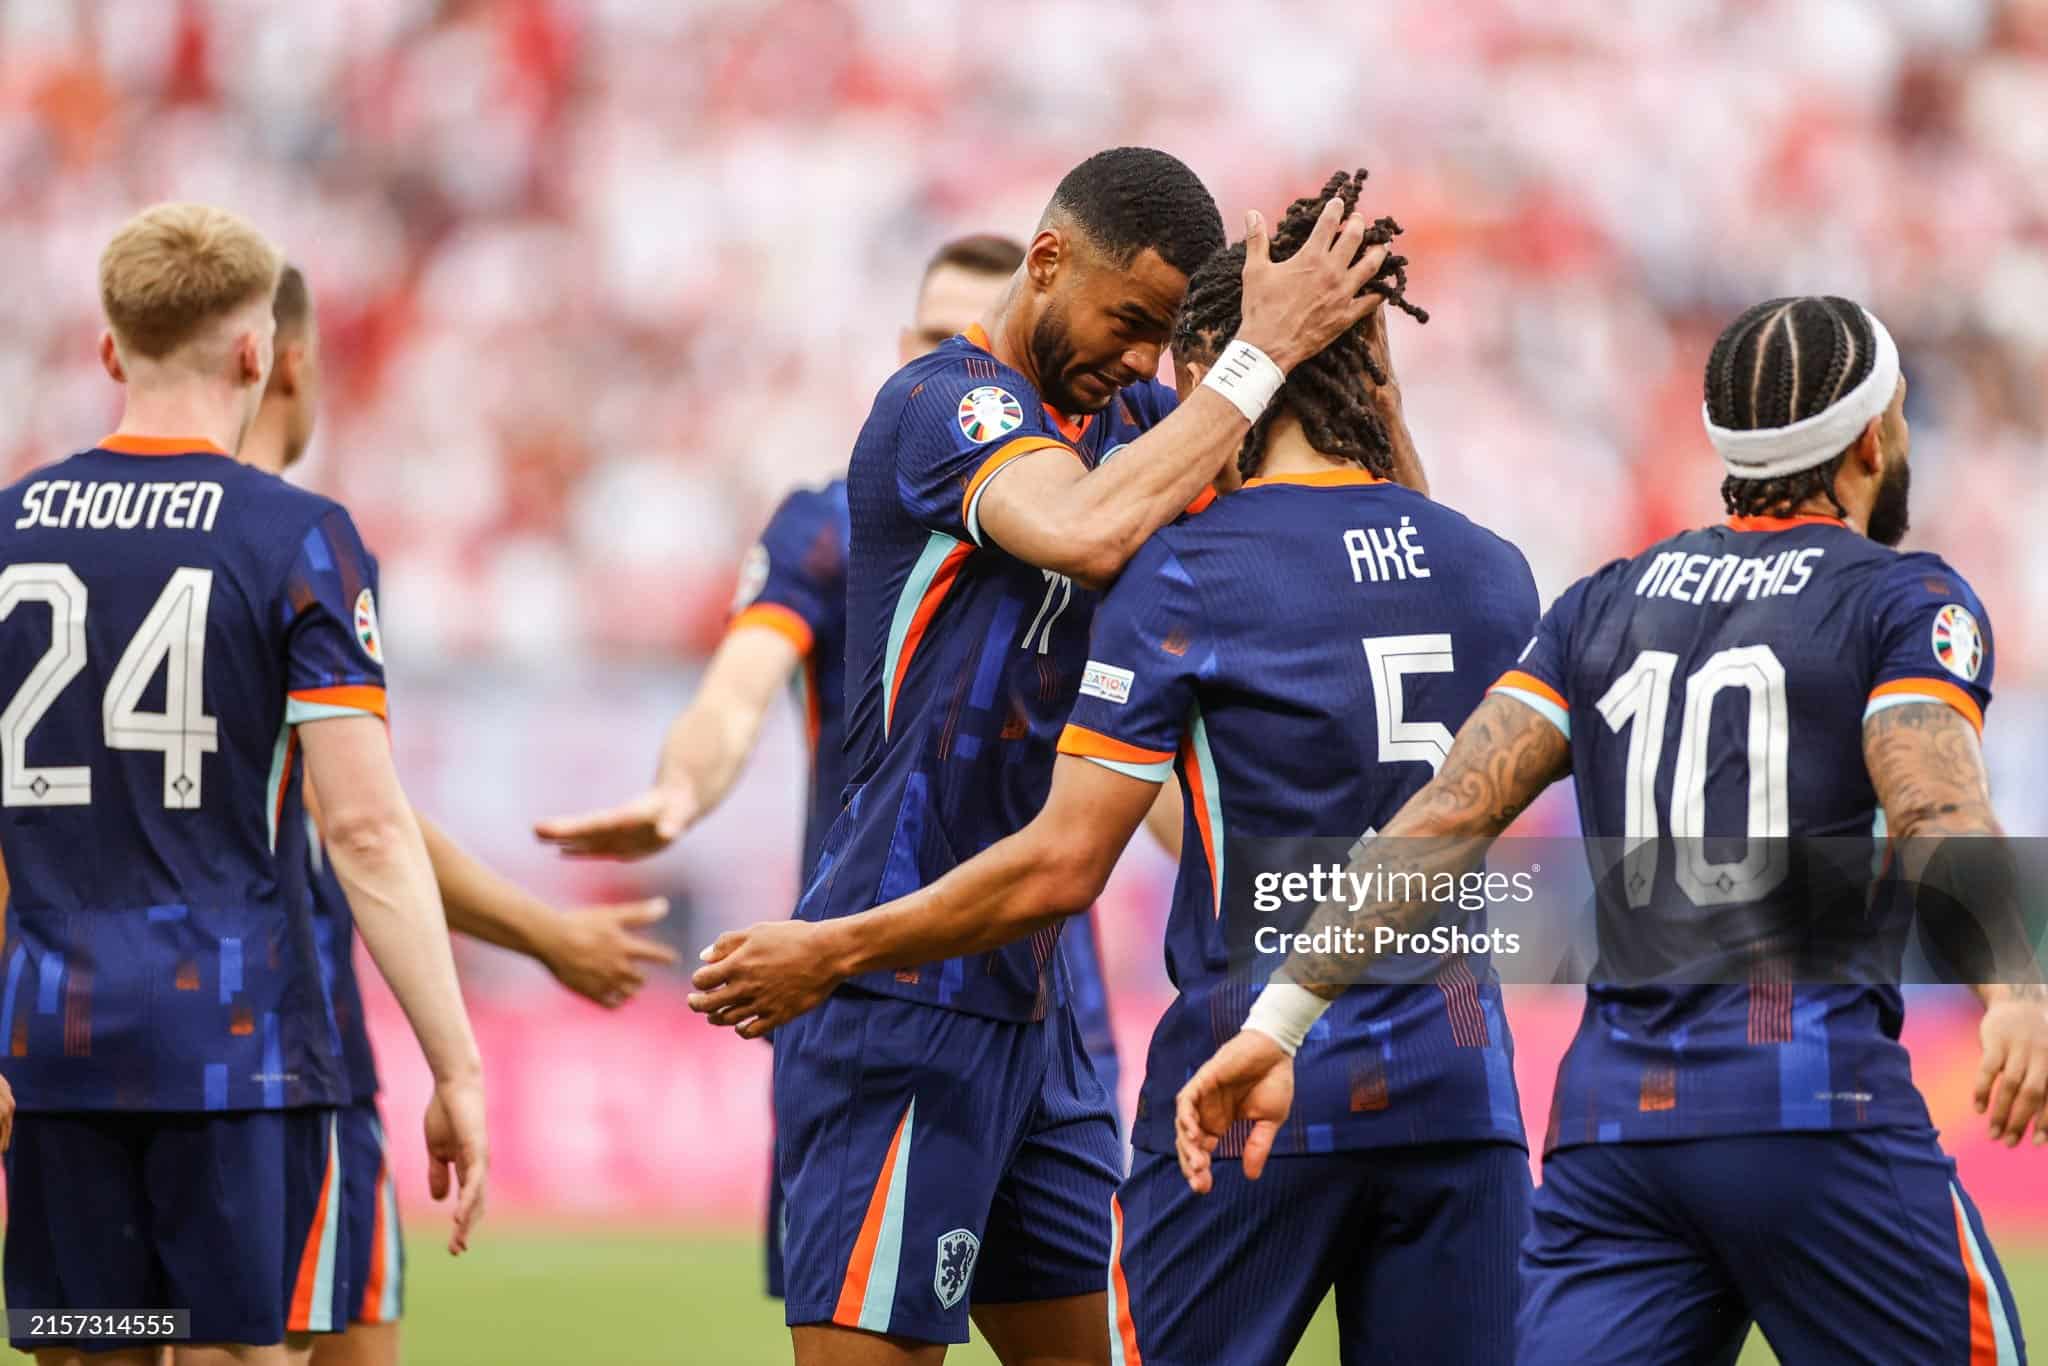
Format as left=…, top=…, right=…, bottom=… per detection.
left=353, top=588, right=384, bottom=664
left=1931, top=603, right=1983, bottom=682
left=957, top=386, right=1024, bottom=445
left=934, top=1228, right=979, bottom=1310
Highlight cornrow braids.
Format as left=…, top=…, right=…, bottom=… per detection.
left=1172, top=168, right=1428, bottom=480
left=1705, top=295, right=1877, bottom=517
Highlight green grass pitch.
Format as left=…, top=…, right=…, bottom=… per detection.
left=2, top=1223, right=2035, bottom=1361
left=386, top=1226, right=2046, bottom=1365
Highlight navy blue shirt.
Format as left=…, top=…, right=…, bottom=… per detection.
left=1493, top=514, right=1993, bottom=1148
left=0, top=437, right=386, bottom=1111
left=1063, top=469, right=1539, bottom=1156
left=801, top=325, right=1174, bottom=1021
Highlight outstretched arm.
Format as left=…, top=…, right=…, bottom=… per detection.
left=535, top=624, right=800, bottom=858
left=1864, top=702, right=2047, bottom=1146
left=688, top=757, right=1159, bottom=1036
left=418, top=815, right=679, bottom=1006
left=298, top=716, right=487, bottom=1252
left=1174, top=692, right=1568, bottom=1190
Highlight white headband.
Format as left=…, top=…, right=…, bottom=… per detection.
left=1703, top=306, right=1899, bottom=481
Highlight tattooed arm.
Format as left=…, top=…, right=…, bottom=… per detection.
left=1864, top=702, right=2048, bottom=1145
left=1174, top=693, right=1569, bottom=1189
left=1283, top=693, right=1571, bottom=999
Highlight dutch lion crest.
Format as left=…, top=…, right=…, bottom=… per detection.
left=934, top=1227, right=980, bottom=1310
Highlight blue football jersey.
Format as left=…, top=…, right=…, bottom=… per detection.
left=0, top=436, right=386, bottom=1112
left=802, top=323, right=1175, bottom=1020
left=1492, top=513, right=1994, bottom=1148
left=729, top=479, right=853, bottom=881
left=1062, top=468, right=1539, bottom=1156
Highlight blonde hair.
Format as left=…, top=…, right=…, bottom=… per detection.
left=99, top=203, right=283, bottom=360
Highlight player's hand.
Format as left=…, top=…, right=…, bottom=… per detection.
left=1235, top=199, right=1391, bottom=375
left=687, top=921, right=841, bottom=1038
left=534, top=784, right=697, bottom=860
left=0, top=1071, right=13, bottom=1154
left=424, top=1075, right=489, bottom=1254
left=1976, top=985, right=2048, bottom=1147
left=1174, top=1030, right=1295, bottom=1194
left=541, top=897, right=681, bottom=1007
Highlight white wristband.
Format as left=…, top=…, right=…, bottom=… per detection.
left=1200, top=338, right=1285, bottom=424
left=1242, top=982, right=1331, bottom=1058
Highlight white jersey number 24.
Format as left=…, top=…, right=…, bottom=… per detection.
left=0, top=563, right=219, bottom=810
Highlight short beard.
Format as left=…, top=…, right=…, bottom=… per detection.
left=1866, top=458, right=1911, bottom=547
left=1028, top=302, right=1101, bottom=416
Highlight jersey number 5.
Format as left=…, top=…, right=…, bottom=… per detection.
left=0, top=563, right=219, bottom=810
left=1596, top=644, right=1789, bottom=906
left=1363, top=633, right=1456, bottom=773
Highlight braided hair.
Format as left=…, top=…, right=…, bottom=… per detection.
left=1172, top=169, right=1426, bottom=480
left=1705, top=296, right=1878, bottom=517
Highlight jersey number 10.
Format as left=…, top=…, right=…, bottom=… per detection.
left=0, top=563, right=219, bottom=810
left=1596, top=644, right=1790, bottom=907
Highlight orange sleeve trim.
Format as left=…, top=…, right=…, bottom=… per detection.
left=1183, top=486, right=1217, bottom=517
left=1057, top=723, right=1175, bottom=766
left=959, top=435, right=1073, bottom=528
left=729, top=602, right=814, bottom=657
left=1869, top=678, right=1984, bottom=734
left=1490, top=670, right=1567, bottom=713
left=289, top=684, right=388, bottom=719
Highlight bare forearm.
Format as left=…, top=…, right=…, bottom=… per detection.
left=1865, top=703, right=2042, bottom=994
left=651, top=629, right=792, bottom=818
left=987, top=389, right=1250, bottom=586
left=652, top=695, right=758, bottom=813
left=1144, top=782, right=1184, bottom=860
left=328, top=811, right=482, bottom=1084
left=826, top=834, right=1095, bottom=977
left=420, top=813, right=557, bottom=961
left=1976, top=982, right=2048, bottom=1008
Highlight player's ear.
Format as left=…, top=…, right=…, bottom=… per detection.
left=98, top=330, right=126, bottom=384
left=236, top=330, right=266, bottom=388
left=1852, top=413, right=1885, bottom=475
left=1025, top=227, right=1064, bottom=292
left=1174, top=357, right=1208, bottom=405
left=273, top=341, right=303, bottom=398
left=898, top=326, right=919, bottom=367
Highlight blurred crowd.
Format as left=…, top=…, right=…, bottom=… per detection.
left=5, top=0, right=2048, bottom=1004
left=2, top=0, right=2045, bottom=674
